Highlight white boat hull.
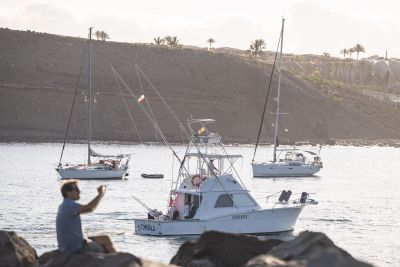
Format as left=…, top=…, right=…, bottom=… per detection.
left=134, top=206, right=303, bottom=236
left=57, top=168, right=127, bottom=180
left=252, top=163, right=321, bottom=177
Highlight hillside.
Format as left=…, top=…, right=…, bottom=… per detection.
left=1, top=28, right=400, bottom=144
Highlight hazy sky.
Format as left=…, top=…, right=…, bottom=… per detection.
left=1, top=0, right=399, bottom=58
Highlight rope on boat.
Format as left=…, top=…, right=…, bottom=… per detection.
left=135, top=64, right=190, bottom=138
left=111, top=66, right=185, bottom=169
left=251, top=28, right=282, bottom=164
left=134, top=64, right=159, bottom=143
left=114, top=69, right=143, bottom=143
left=59, top=39, right=88, bottom=165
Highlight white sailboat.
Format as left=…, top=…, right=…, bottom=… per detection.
left=134, top=118, right=317, bottom=236
left=56, top=27, right=131, bottom=180
left=251, top=19, right=322, bottom=178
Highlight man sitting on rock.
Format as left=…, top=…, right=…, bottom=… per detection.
left=56, top=180, right=116, bottom=254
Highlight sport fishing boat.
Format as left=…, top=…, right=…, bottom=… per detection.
left=134, top=119, right=317, bottom=236
left=251, top=18, right=322, bottom=177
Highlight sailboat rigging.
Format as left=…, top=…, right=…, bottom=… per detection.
left=251, top=18, right=323, bottom=177
left=56, top=27, right=131, bottom=180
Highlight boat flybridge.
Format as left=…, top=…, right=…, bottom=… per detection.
left=251, top=18, right=323, bottom=177
left=134, top=119, right=317, bottom=236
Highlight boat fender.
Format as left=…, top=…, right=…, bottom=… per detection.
left=191, top=175, right=202, bottom=186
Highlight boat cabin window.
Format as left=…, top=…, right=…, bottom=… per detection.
left=232, top=193, right=256, bottom=207
left=214, top=194, right=233, bottom=208
left=214, top=193, right=256, bottom=208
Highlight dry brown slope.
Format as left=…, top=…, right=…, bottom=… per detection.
left=0, top=28, right=399, bottom=144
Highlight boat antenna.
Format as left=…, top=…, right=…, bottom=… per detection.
left=58, top=36, right=89, bottom=165
left=251, top=26, right=282, bottom=164
left=273, top=18, right=285, bottom=163
left=87, top=27, right=93, bottom=165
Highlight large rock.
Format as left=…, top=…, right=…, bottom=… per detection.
left=0, top=231, right=38, bottom=267
left=0, top=230, right=171, bottom=267
left=0, top=230, right=373, bottom=267
left=170, top=231, right=283, bottom=267
left=38, top=250, right=171, bottom=267
left=266, top=231, right=373, bottom=267
left=170, top=231, right=373, bottom=267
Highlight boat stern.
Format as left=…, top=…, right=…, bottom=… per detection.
left=134, top=219, right=163, bottom=235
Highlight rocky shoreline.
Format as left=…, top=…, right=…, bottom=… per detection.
left=1, top=138, right=400, bottom=148
left=1, top=230, right=373, bottom=267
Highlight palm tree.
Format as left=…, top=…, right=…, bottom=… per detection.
left=164, top=36, right=180, bottom=47
left=249, top=39, right=266, bottom=57
left=153, top=36, right=165, bottom=46
left=353, top=43, right=365, bottom=60
left=99, top=31, right=110, bottom=41
left=94, top=31, right=101, bottom=40
left=171, top=36, right=180, bottom=47
left=348, top=48, right=355, bottom=59
left=207, top=38, right=215, bottom=50
left=340, top=49, right=348, bottom=59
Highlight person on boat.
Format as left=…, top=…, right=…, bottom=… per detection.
left=56, top=180, right=116, bottom=255
left=208, top=159, right=219, bottom=175
left=147, top=209, right=162, bottom=219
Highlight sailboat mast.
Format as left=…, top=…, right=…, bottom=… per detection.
left=87, top=27, right=93, bottom=165
left=273, top=18, right=285, bottom=163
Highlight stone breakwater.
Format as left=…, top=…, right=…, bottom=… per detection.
left=0, top=230, right=373, bottom=267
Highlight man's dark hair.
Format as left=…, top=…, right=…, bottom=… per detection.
left=61, top=180, right=79, bottom=198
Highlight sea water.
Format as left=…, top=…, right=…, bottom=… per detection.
left=0, top=143, right=399, bottom=266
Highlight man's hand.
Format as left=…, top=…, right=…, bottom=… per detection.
left=97, top=185, right=107, bottom=196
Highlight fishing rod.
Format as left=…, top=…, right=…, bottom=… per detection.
left=132, top=195, right=153, bottom=212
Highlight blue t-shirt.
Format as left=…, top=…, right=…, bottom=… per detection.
left=56, top=198, right=84, bottom=254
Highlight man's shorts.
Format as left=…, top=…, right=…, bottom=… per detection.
left=79, top=238, right=105, bottom=253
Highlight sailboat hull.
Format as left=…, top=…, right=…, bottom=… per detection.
left=252, top=163, right=320, bottom=177
left=134, top=206, right=303, bottom=236
left=57, top=167, right=127, bottom=180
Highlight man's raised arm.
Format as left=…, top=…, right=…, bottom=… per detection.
left=79, top=185, right=106, bottom=214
